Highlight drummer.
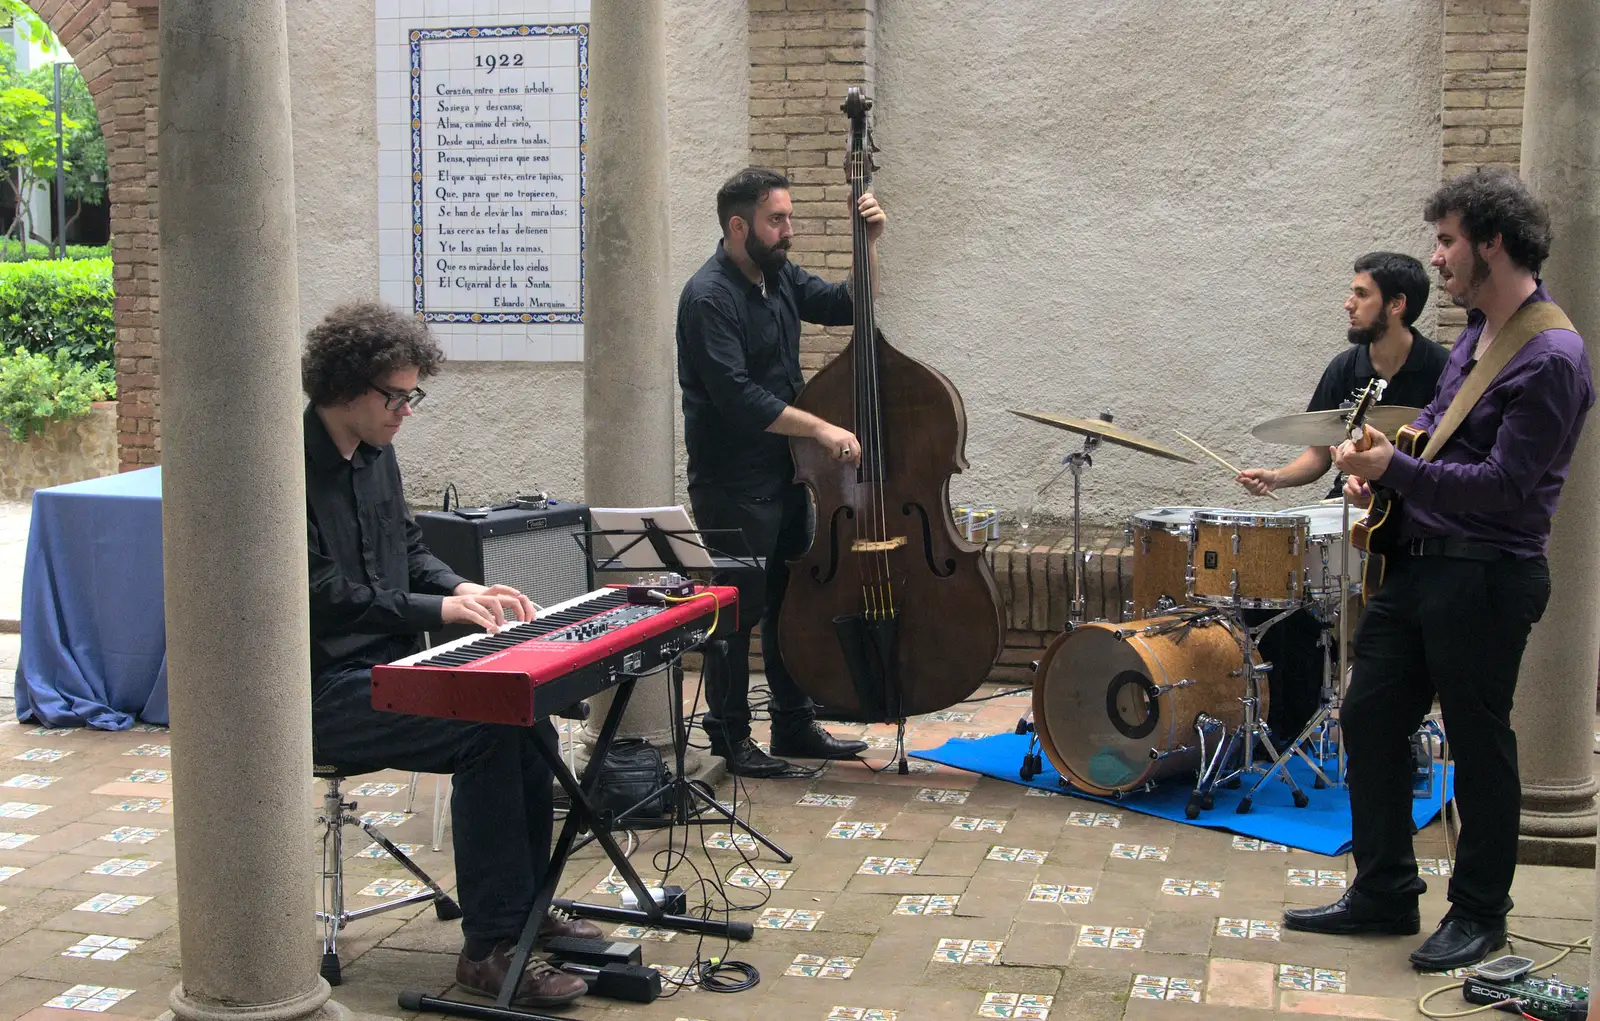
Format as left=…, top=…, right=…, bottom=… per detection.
left=1234, top=252, right=1448, bottom=744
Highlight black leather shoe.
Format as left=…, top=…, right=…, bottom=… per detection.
left=1283, top=890, right=1420, bottom=935
left=1409, top=917, right=1506, bottom=972
left=769, top=720, right=868, bottom=760
left=711, top=737, right=791, bottom=778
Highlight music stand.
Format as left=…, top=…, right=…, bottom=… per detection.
left=566, top=508, right=792, bottom=863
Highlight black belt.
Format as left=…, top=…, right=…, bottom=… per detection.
left=1400, top=537, right=1511, bottom=561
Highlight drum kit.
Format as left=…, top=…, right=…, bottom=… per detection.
left=1011, top=395, right=1419, bottom=819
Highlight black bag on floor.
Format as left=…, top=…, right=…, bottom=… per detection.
left=592, top=738, right=672, bottom=827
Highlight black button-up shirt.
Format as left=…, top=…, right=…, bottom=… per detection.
left=676, top=241, right=854, bottom=496
left=304, top=405, right=466, bottom=683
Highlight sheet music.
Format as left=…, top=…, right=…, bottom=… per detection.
left=588, top=505, right=717, bottom=569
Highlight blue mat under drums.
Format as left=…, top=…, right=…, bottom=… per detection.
left=910, top=733, right=1453, bottom=857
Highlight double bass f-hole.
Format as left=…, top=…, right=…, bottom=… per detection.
left=903, top=501, right=957, bottom=577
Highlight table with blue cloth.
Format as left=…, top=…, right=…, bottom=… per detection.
left=13, top=466, right=168, bottom=728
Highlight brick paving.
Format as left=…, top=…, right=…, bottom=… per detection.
left=0, top=664, right=1594, bottom=1021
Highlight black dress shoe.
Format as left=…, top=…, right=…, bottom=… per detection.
left=769, top=720, right=868, bottom=760
left=711, top=737, right=791, bottom=778
left=1409, top=917, right=1506, bottom=972
left=1283, top=890, right=1420, bottom=935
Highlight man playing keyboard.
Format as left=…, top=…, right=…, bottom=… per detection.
left=302, top=301, right=594, bottom=1008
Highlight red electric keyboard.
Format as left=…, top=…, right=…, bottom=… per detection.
left=371, top=583, right=738, bottom=726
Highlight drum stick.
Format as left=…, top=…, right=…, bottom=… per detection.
left=1173, top=430, right=1278, bottom=501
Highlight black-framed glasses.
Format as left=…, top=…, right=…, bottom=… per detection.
left=370, top=383, right=426, bottom=411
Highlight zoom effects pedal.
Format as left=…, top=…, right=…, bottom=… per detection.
left=1462, top=956, right=1588, bottom=1021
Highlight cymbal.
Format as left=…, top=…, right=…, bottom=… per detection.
left=1008, top=409, right=1195, bottom=463
left=1250, top=406, right=1424, bottom=446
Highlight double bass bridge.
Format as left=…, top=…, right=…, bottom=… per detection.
left=851, top=536, right=907, bottom=553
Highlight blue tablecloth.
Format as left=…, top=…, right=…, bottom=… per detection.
left=13, top=466, right=168, bottom=728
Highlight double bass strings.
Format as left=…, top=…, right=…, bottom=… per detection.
left=849, top=140, right=893, bottom=620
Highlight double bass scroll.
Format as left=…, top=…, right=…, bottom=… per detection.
left=776, top=87, right=1005, bottom=723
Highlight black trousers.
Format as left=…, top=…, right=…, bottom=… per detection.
left=1250, top=606, right=1328, bottom=742
left=1344, top=553, right=1550, bottom=923
left=686, top=482, right=817, bottom=746
left=311, top=667, right=558, bottom=943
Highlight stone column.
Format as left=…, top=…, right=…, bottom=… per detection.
left=581, top=1, right=689, bottom=764
left=157, top=4, right=352, bottom=1021
left=1514, top=0, right=1600, bottom=869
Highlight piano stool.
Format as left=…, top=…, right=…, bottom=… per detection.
left=314, top=763, right=461, bottom=986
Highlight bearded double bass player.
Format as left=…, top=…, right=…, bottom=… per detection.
left=674, top=167, right=883, bottom=778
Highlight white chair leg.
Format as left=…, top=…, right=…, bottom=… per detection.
left=405, top=770, right=420, bottom=814
left=431, top=774, right=451, bottom=852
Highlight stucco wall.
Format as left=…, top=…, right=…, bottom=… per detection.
left=286, top=0, right=746, bottom=508
left=873, top=0, right=1442, bottom=525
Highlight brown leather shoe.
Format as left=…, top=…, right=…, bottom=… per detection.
left=455, top=943, right=585, bottom=1007
left=539, top=905, right=603, bottom=941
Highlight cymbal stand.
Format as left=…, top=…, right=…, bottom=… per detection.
left=1206, top=604, right=1310, bottom=815
left=1031, top=411, right=1109, bottom=626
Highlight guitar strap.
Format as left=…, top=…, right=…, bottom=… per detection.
left=1417, top=300, right=1574, bottom=462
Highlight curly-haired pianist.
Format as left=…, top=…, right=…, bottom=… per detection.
left=301, top=301, right=594, bottom=1007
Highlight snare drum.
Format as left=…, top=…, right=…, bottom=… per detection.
left=1187, top=510, right=1310, bottom=609
left=1126, top=507, right=1227, bottom=619
left=1283, top=501, right=1363, bottom=595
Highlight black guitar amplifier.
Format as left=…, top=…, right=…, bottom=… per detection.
left=416, top=500, right=593, bottom=644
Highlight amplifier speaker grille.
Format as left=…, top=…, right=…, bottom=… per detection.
left=482, top=522, right=590, bottom=609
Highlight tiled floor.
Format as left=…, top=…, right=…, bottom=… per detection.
left=0, top=683, right=1595, bottom=1021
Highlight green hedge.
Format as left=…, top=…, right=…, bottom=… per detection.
left=0, top=241, right=110, bottom=261
left=0, top=347, right=115, bottom=442
left=0, top=257, right=114, bottom=366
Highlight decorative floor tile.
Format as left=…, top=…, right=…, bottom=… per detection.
left=108, top=798, right=170, bottom=813
left=796, top=793, right=857, bottom=808
left=893, top=894, right=960, bottom=915
left=914, top=787, right=968, bottom=804
left=1076, top=925, right=1145, bottom=949
left=62, top=936, right=143, bottom=961
left=118, top=769, right=169, bottom=784
left=1129, top=975, right=1201, bottom=1002
left=864, top=734, right=899, bottom=750
left=726, top=866, right=792, bottom=889
left=28, top=727, right=74, bottom=737
left=1419, top=967, right=1477, bottom=978
left=927, top=710, right=975, bottom=723
left=1, top=774, right=59, bottom=789
left=0, top=801, right=49, bottom=819
left=1066, top=811, right=1122, bottom=828
left=44, top=985, right=137, bottom=1012
left=1216, top=917, right=1281, bottom=940
left=1161, top=877, right=1222, bottom=897
left=785, top=953, right=858, bottom=979
left=355, top=878, right=428, bottom=898
left=0, top=831, right=37, bottom=849
left=978, top=991, right=1054, bottom=1019
left=129, top=723, right=168, bottom=733
left=1232, top=836, right=1290, bottom=852
left=956, top=730, right=988, bottom=740
left=14, top=748, right=70, bottom=762
left=101, top=827, right=166, bottom=844
left=826, top=1008, right=898, bottom=1021
left=901, top=759, right=938, bottom=774
left=349, top=782, right=402, bottom=797
left=358, top=811, right=411, bottom=827
left=985, top=845, right=1047, bottom=864
left=123, top=744, right=170, bottom=757
left=1024, top=787, right=1063, bottom=797
left=755, top=907, right=823, bottom=930
left=931, top=937, right=1003, bottom=964
left=651, top=964, right=698, bottom=989
left=828, top=821, right=887, bottom=840
left=355, top=842, right=421, bottom=860
left=1027, top=883, right=1094, bottom=904
left=86, top=858, right=160, bottom=877
left=704, top=831, right=760, bottom=851
left=856, top=856, right=921, bottom=875
left=611, top=924, right=676, bottom=942
left=1287, top=868, right=1347, bottom=888
left=1418, top=858, right=1453, bottom=875
left=950, top=816, right=1006, bottom=833
left=74, top=894, right=152, bottom=915
left=1109, top=843, right=1169, bottom=861
left=590, top=874, right=626, bottom=895
left=0, top=865, right=22, bottom=881
left=1277, top=964, right=1347, bottom=992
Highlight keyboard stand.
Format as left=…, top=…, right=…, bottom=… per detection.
left=398, top=674, right=753, bottom=1021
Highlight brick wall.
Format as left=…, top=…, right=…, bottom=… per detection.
left=1436, top=0, right=1528, bottom=341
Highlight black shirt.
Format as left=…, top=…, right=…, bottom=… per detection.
left=1305, top=328, right=1450, bottom=497
left=304, top=406, right=466, bottom=683
left=676, top=241, right=854, bottom=496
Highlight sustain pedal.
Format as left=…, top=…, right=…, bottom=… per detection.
left=541, top=935, right=641, bottom=967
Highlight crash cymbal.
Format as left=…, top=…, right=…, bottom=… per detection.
left=1008, top=409, right=1195, bottom=463
left=1250, top=406, right=1424, bottom=446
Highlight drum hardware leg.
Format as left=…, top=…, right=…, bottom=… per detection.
left=1242, top=703, right=1335, bottom=808
left=1188, top=716, right=1234, bottom=818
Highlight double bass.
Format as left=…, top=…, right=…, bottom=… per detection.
left=777, top=88, right=1005, bottom=722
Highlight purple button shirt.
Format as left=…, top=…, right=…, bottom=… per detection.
left=1378, top=283, right=1594, bottom=558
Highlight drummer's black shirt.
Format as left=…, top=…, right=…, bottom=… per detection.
left=1305, top=328, right=1449, bottom=497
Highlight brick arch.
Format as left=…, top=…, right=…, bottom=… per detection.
left=25, top=0, right=160, bottom=471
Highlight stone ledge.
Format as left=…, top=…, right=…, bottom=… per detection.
left=1517, top=833, right=1597, bottom=868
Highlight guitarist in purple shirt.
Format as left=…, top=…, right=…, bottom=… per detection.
left=1285, top=167, right=1594, bottom=972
